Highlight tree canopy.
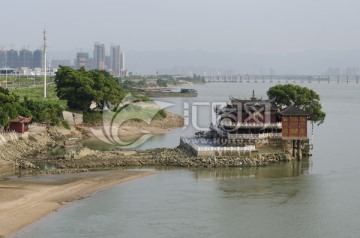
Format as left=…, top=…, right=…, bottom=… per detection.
left=55, top=66, right=125, bottom=111
left=156, top=78, right=168, bottom=87
left=21, top=97, right=64, bottom=125
left=0, top=87, right=65, bottom=127
left=0, top=87, right=31, bottom=127
left=267, top=84, right=326, bottom=125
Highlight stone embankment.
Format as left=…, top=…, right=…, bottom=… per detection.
left=0, top=126, right=82, bottom=175
left=0, top=139, right=48, bottom=174
left=0, top=112, right=184, bottom=175
left=1, top=112, right=292, bottom=175
left=31, top=147, right=291, bottom=170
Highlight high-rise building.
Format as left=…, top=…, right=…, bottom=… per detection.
left=110, top=45, right=121, bottom=76
left=105, top=56, right=111, bottom=70
left=93, top=43, right=105, bottom=70
left=0, top=50, right=6, bottom=68
left=19, top=49, right=32, bottom=68
left=6, top=49, right=19, bottom=68
left=32, top=49, right=43, bottom=68
left=120, top=52, right=125, bottom=71
left=120, top=52, right=127, bottom=76
left=75, top=52, right=90, bottom=69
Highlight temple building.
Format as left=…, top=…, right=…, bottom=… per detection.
left=183, top=90, right=312, bottom=159
left=8, top=116, right=32, bottom=138
left=208, top=90, right=283, bottom=144
left=215, top=90, right=281, bottom=137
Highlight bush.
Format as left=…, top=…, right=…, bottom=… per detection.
left=0, top=87, right=31, bottom=127
left=21, top=97, right=64, bottom=125
left=83, top=111, right=103, bottom=124
left=62, top=120, right=70, bottom=129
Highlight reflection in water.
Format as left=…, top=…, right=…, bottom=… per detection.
left=193, top=159, right=311, bottom=205
left=193, top=158, right=311, bottom=180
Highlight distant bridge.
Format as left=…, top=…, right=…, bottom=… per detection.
left=203, top=75, right=360, bottom=84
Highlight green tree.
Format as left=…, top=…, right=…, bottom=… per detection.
left=267, top=84, right=326, bottom=125
left=21, top=97, right=64, bottom=125
left=0, top=87, right=31, bottom=127
left=156, top=78, right=168, bottom=87
left=55, top=66, right=125, bottom=111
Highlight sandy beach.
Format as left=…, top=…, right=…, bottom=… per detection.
left=0, top=170, right=156, bottom=238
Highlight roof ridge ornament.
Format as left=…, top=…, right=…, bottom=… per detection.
left=250, top=89, right=258, bottom=100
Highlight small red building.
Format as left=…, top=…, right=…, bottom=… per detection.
left=9, top=116, right=33, bottom=134
left=281, top=106, right=310, bottom=140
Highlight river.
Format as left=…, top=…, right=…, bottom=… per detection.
left=12, top=82, right=360, bottom=237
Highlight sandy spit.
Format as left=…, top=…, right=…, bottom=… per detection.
left=0, top=170, right=157, bottom=238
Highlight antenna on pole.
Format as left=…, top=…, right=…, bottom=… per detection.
left=43, top=28, right=47, bottom=98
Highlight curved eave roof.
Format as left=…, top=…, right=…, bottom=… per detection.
left=281, top=105, right=310, bottom=116
left=10, top=116, right=33, bottom=123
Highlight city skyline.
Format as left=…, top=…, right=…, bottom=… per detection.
left=0, top=42, right=126, bottom=75
left=2, top=45, right=360, bottom=76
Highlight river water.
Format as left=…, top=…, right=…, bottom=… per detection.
left=13, top=82, right=360, bottom=237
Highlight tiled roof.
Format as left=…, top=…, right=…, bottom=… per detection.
left=281, top=105, right=310, bottom=116
left=10, top=116, right=33, bottom=123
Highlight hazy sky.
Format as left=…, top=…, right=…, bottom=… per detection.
left=2, top=0, right=360, bottom=53
left=2, top=0, right=360, bottom=74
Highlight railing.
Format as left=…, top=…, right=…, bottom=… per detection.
left=220, top=122, right=282, bottom=128
left=228, top=133, right=282, bottom=140
left=197, top=145, right=256, bottom=152
left=180, top=136, right=257, bottom=154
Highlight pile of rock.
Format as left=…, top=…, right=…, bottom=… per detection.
left=38, top=147, right=290, bottom=169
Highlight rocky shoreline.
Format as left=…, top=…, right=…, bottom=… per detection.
left=27, top=146, right=292, bottom=173
left=0, top=113, right=293, bottom=176
left=1, top=138, right=291, bottom=176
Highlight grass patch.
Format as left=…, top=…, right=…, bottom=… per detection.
left=61, top=120, right=70, bottom=129
left=83, top=106, right=167, bottom=124
left=11, top=84, right=67, bottom=107
left=83, top=111, right=104, bottom=124
left=114, top=105, right=167, bottom=121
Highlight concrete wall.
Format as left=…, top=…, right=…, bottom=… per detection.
left=180, top=137, right=256, bottom=157
left=62, top=111, right=83, bottom=126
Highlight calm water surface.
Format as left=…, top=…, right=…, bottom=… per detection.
left=13, top=83, right=360, bottom=238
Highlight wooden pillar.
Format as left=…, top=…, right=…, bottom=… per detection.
left=292, top=140, right=296, bottom=157
left=297, top=140, right=302, bottom=160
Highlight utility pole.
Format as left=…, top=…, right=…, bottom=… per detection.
left=5, top=49, right=7, bottom=88
left=43, top=28, right=47, bottom=98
